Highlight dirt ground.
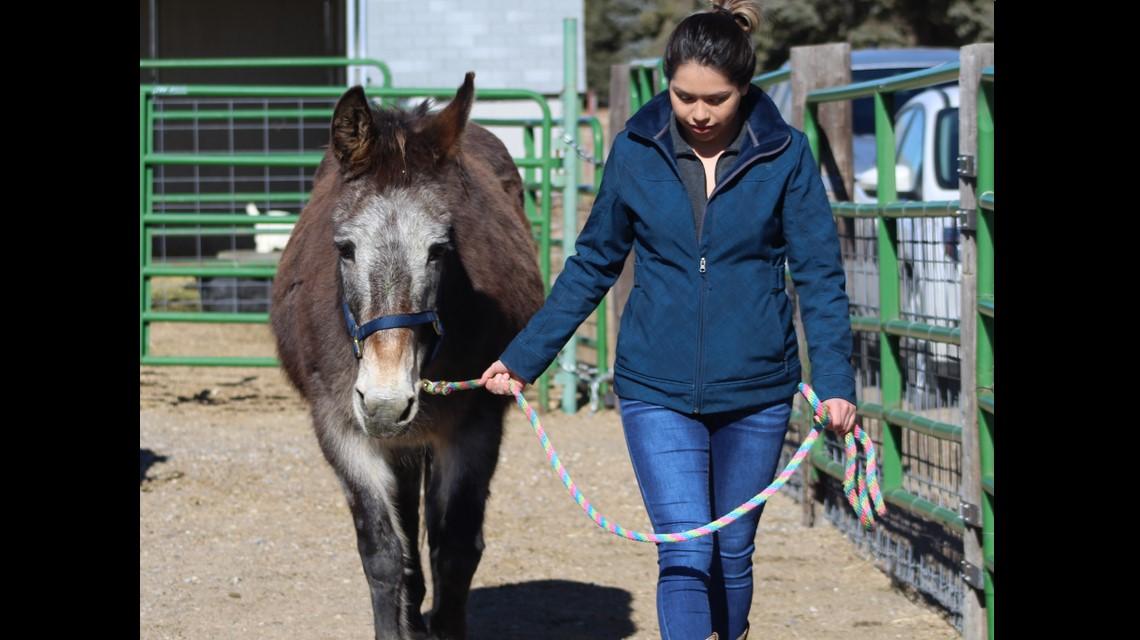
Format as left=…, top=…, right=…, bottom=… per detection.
left=139, top=325, right=959, bottom=639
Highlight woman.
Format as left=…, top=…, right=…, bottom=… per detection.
left=481, top=2, right=856, bottom=638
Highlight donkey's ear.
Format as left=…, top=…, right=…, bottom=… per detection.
left=331, top=86, right=375, bottom=179
left=422, top=72, right=475, bottom=161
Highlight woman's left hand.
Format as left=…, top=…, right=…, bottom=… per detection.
left=822, top=398, right=857, bottom=437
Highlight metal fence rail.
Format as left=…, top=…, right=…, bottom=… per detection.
left=140, top=58, right=613, bottom=411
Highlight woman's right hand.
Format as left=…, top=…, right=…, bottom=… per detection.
left=480, top=360, right=525, bottom=396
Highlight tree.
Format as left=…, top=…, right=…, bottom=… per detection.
left=586, top=0, right=994, bottom=104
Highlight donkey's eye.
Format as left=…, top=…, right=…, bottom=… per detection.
left=336, top=241, right=355, bottom=262
left=427, top=242, right=451, bottom=263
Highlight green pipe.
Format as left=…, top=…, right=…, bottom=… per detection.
left=152, top=111, right=577, bottom=132
left=139, top=57, right=393, bottom=88
left=857, top=401, right=886, bottom=415
left=154, top=108, right=335, bottom=120
left=145, top=153, right=322, bottom=166
left=830, top=201, right=961, bottom=219
left=878, top=201, right=960, bottom=218
left=152, top=192, right=310, bottom=204
left=537, top=101, right=554, bottom=412
left=801, top=103, right=823, bottom=464
left=141, top=89, right=149, bottom=360
left=855, top=402, right=960, bottom=441
left=850, top=315, right=881, bottom=333
left=874, top=91, right=904, bottom=498
left=145, top=167, right=156, bottom=284
left=803, top=104, right=819, bottom=161
left=148, top=228, right=289, bottom=239
left=144, top=85, right=552, bottom=110
left=560, top=17, right=581, bottom=414
left=143, top=312, right=270, bottom=323
left=882, top=487, right=966, bottom=533
left=831, top=202, right=882, bottom=219
left=523, top=126, right=536, bottom=188
left=477, top=116, right=600, bottom=127
left=880, top=319, right=961, bottom=345
left=585, top=115, right=605, bottom=191
left=808, top=447, right=847, bottom=483
left=559, top=179, right=607, bottom=409
left=144, top=214, right=300, bottom=225
left=881, top=408, right=962, bottom=442
left=808, top=63, right=960, bottom=104
left=982, top=475, right=994, bottom=497
left=751, top=68, right=790, bottom=89
left=977, top=78, right=996, bottom=640
left=539, top=151, right=552, bottom=295
left=154, top=257, right=280, bottom=267
left=144, top=99, right=158, bottom=359
left=143, top=266, right=277, bottom=278
left=141, top=355, right=278, bottom=367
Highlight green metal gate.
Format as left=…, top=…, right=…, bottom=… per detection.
left=140, top=58, right=611, bottom=411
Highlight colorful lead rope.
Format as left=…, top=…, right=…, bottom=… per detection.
left=421, top=379, right=887, bottom=543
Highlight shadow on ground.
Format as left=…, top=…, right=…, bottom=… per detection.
left=140, top=448, right=169, bottom=484
left=467, top=579, right=636, bottom=639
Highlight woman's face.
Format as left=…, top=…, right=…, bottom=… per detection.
left=669, top=62, right=746, bottom=149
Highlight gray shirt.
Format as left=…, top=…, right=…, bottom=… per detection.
left=669, top=115, right=749, bottom=242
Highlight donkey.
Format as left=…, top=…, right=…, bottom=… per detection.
left=270, top=73, right=544, bottom=639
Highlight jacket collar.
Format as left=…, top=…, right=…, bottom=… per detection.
left=624, top=83, right=792, bottom=160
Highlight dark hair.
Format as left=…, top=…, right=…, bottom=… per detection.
left=663, top=0, right=761, bottom=88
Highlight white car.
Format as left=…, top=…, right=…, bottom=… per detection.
left=856, top=85, right=961, bottom=204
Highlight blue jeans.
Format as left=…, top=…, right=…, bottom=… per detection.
left=620, top=396, right=792, bottom=640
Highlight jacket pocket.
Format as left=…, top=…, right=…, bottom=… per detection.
left=701, top=271, right=787, bottom=385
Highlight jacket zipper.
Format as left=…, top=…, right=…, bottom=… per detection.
left=692, top=134, right=791, bottom=414
left=694, top=256, right=707, bottom=413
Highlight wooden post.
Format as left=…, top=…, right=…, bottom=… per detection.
left=789, top=43, right=852, bottom=528
left=608, top=63, right=635, bottom=364
left=791, top=44, right=854, bottom=201
left=958, top=42, right=994, bottom=640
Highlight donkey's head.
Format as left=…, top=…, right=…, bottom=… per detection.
left=328, top=73, right=475, bottom=438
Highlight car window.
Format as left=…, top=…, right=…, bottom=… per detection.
left=935, top=107, right=959, bottom=191
left=895, top=106, right=924, bottom=189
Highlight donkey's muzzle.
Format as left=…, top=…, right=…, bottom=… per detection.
left=357, top=387, right=418, bottom=435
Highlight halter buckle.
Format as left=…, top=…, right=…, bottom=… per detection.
left=352, top=337, right=363, bottom=359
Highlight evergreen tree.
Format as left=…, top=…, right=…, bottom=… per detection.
left=586, top=0, right=994, bottom=104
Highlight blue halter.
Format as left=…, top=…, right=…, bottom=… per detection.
left=342, top=300, right=444, bottom=363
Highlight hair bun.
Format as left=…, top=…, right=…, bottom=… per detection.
left=711, top=0, right=761, bottom=35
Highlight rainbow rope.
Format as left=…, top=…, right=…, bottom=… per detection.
left=421, top=379, right=886, bottom=543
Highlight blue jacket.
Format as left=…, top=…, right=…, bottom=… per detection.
left=500, top=86, right=856, bottom=414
